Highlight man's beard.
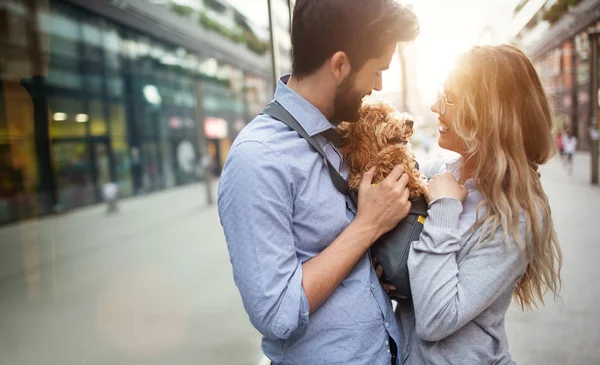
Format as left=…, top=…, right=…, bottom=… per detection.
left=331, top=74, right=364, bottom=124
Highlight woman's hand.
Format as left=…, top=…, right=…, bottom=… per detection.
left=426, top=172, right=468, bottom=203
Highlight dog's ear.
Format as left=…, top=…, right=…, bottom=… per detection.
left=338, top=121, right=357, bottom=151
left=337, top=121, right=351, bottom=138
left=377, top=121, right=404, bottom=146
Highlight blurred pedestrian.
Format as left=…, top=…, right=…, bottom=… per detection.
left=217, top=1, right=419, bottom=364
left=102, top=181, right=119, bottom=214
left=390, top=45, right=562, bottom=365
left=562, top=130, right=578, bottom=176
left=556, top=131, right=565, bottom=159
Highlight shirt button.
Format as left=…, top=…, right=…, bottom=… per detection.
left=385, top=321, right=390, bottom=328
left=385, top=340, right=389, bottom=346
left=387, top=349, right=391, bottom=354
left=371, top=283, right=375, bottom=289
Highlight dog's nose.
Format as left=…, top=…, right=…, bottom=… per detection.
left=405, top=119, right=414, bottom=128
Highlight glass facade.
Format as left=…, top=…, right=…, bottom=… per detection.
left=535, top=21, right=600, bottom=150
left=0, top=0, right=270, bottom=225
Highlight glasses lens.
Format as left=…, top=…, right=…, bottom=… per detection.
left=438, top=93, right=446, bottom=115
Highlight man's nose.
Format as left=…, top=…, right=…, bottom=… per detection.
left=374, top=75, right=383, bottom=92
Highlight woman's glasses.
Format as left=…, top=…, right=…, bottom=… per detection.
left=437, top=90, right=456, bottom=117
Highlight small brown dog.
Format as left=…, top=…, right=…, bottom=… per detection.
left=338, top=101, right=427, bottom=199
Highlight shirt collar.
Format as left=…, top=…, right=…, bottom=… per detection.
left=274, top=74, right=336, bottom=137
left=445, top=156, right=477, bottom=190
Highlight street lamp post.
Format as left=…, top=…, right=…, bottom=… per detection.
left=588, top=31, right=600, bottom=185
left=267, top=0, right=280, bottom=92
left=287, top=0, right=293, bottom=32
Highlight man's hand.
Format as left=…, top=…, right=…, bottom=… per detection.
left=354, top=165, right=412, bottom=242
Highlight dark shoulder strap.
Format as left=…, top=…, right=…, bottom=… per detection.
left=262, top=101, right=355, bottom=202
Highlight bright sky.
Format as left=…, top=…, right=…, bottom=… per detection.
left=384, top=0, right=515, bottom=104
left=225, top=0, right=516, bottom=106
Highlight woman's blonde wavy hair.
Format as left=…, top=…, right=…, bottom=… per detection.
left=448, top=45, right=562, bottom=310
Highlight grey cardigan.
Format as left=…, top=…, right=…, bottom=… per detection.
left=394, top=194, right=528, bottom=365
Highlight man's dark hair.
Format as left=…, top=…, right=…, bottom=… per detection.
left=291, top=0, right=419, bottom=78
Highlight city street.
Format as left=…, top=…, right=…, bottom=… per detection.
left=0, top=153, right=599, bottom=365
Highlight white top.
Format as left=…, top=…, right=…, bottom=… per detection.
left=562, top=134, right=578, bottom=154
left=421, top=157, right=484, bottom=235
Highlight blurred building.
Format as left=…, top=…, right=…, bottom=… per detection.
left=0, top=0, right=292, bottom=224
left=512, top=0, right=600, bottom=150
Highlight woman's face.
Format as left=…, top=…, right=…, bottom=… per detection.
left=430, top=81, right=468, bottom=156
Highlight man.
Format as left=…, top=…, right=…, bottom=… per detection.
left=218, top=1, right=419, bottom=364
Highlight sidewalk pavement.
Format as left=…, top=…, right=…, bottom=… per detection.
left=0, top=181, right=264, bottom=365
left=506, top=152, right=600, bottom=365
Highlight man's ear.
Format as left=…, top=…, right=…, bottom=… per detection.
left=329, top=51, right=352, bottom=85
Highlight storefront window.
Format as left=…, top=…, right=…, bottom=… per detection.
left=87, top=73, right=104, bottom=96
left=107, top=74, right=124, bottom=98
left=160, top=141, right=176, bottom=188
left=82, top=19, right=103, bottom=62
left=109, top=103, right=132, bottom=197
left=47, top=5, right=80, bottom=60
left=47, top=64, right=83, bottom=90
left=51, top=141, right=95, bottom=210
left=141, top=141, right=161, bottom=191
left=104, top=25, right=122, bottom=70
left=90, top=99, right=107, bottom=136
left=0, top=0, right=40, bottom=224
left=0, top=0, right=273, bottom=224
left=94, top=141, right=111, bottom=192
left=49, top=96, right=87, bottom=138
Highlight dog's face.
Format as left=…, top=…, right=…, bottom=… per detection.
left=338, top=101, right=415, bottom=165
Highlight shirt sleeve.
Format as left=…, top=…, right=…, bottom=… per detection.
left=407, top=198, right=527, bottom=342
left=217, top=140, right=310, bottom=340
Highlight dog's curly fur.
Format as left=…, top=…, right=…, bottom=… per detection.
left=338, top=101, right=427, bottom=199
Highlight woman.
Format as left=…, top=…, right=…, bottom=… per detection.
left=393, top=45, right=563, bottom=364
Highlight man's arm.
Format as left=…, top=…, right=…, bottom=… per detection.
left=219, top=141, right=305, bottom=340
left=219, top=141, right=411, bottom=339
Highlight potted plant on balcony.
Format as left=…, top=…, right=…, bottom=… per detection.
left=169, top=1, right=195, bottom=18
left=543, top=0, right=582, bottom=24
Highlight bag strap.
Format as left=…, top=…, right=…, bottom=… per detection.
left=262, top=101, right=357, bottom=204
